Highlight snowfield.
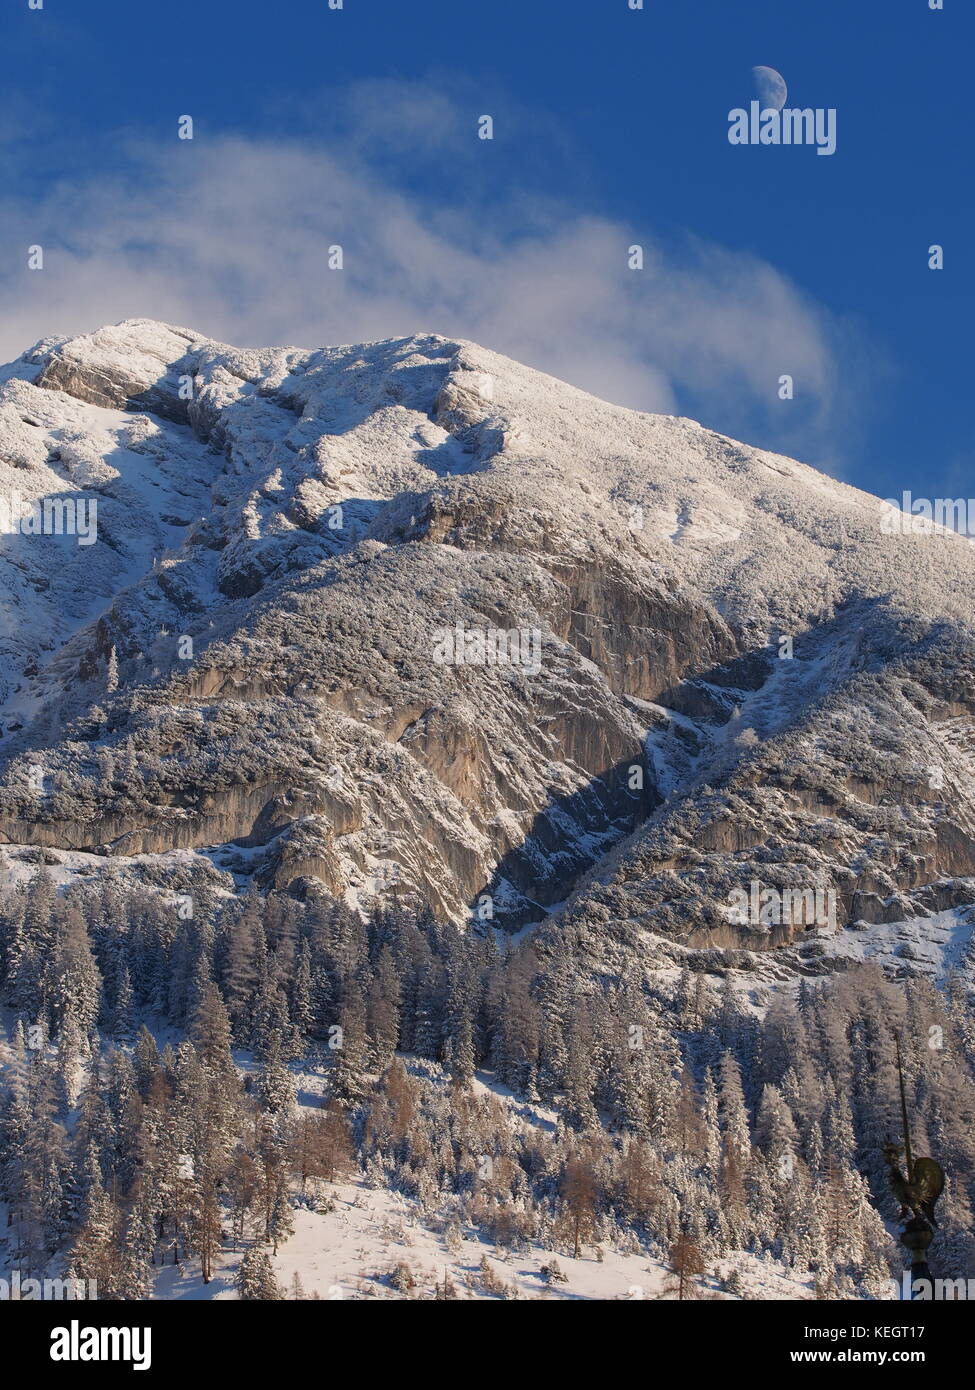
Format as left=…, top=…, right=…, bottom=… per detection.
left=144, top=1067, right=814, bottom=1303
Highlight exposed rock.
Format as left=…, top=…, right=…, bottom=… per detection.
left=2, top=319, right=975, bottom=959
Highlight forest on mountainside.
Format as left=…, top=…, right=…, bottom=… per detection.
left=1, top=871, right=973, bottom=1297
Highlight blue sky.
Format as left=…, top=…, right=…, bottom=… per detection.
left=2, top=0, right=971, bottom=502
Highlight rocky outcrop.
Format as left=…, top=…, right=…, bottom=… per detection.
left=3, top=320, right=975, bottom=950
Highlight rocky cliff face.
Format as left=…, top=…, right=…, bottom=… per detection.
left=2, top=320, right=975, bottom=964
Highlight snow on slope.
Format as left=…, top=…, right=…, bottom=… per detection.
left=150, top=1180, right=814, bottom=1301
left=2, top=319, right=975, bottom=954
left=147, top=1064, right=814, bottom=1303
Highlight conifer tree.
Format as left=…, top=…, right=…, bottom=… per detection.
left=236, top=1247, right=283, bottom=1300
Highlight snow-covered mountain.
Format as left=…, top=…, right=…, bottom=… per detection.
left=2, top=318, right=975, bottom=978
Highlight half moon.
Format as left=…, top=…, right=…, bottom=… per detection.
left=752, top=65, right=788, bottom=112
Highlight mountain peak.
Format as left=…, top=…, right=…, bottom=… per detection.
left=1, top=323, right=974, bottom=953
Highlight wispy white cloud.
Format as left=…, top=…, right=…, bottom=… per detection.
left=0, top=82, right=867, bottom=465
